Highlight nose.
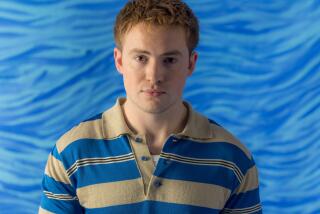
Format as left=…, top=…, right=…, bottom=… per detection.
left=145, top=60, right=164, bottom=84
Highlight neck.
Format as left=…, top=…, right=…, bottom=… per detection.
left=122, top=99, right=188, bottom=143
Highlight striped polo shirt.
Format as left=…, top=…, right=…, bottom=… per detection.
left=39, top=98, right=261, bottom=213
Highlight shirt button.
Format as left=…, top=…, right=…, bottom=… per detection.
left=135, top=137, right=143, bottom=143
left=153, top=180, right=162, bottom=188
left=172, top=138, right=179, bottom=143
left=140, top=156, right=150, bottom=161
left=164, top=159, right=171, bottom=165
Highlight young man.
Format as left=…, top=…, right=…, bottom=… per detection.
left=39, top=0, right=261, bottom=213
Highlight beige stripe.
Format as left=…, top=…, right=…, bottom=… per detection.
left=56, top=119, right=105, bottom=153
left=45, top=154, right=71, bottom=184
left=38, top=206, right=54, bottom=214
left=235, top=165, right=259, bottom=194
left=76, top=178, right=145, bottom=208
left=147, top=177, right=231, bottom=210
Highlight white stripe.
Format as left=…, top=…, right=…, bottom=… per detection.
left=66, top=153, right=135, bottom=176
left=223, top=203, right=262, bottom=213
left=161, top=152, right=244, bottom=182
left=44, top=190, right=78, bottom=201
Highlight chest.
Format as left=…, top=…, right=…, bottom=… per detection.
left=67, top=135, right=239, bottom=211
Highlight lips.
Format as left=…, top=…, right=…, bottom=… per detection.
left=142, top=89, right=165, bottom=97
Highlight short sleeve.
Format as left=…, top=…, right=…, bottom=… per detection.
left=39, top=145, right=84, bottom=213
left=221, top=158, right=262, bottom=213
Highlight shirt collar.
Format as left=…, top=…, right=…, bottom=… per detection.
left=102, top=98, right=133, bottom=139
left=178, top=101, right=215, bottom=139
left=102, top=97, right=214, bottom=140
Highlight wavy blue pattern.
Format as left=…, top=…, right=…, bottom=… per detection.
left=0, top=0, right=320, bottom=213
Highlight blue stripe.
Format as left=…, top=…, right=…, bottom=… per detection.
left=82, top=112, right=103, bottom=123
left=86, top=200, right=220, bottom=214
left=86, top=201, right=145, bottom=214
left=164, top=137, right=253, bottom=175
left=154, top=159, right=240, bottom=191
left=71, top=160, right=141, bottom=188
left=61, top=136, right=132, bottom=169
left=224, top=188, right=261, bottom=209
left=42, top=174, right=75, bottom=196
left=147, top=201, right=220, bottom=214
left=40, top=194, right=83, bottom=213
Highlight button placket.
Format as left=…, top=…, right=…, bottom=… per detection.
left=142, top=135, right=179, bottom=197
left=128, top=134, right=155, bottom=196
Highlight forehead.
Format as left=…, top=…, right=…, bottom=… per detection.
left=121, top=23, right=189, bottom=54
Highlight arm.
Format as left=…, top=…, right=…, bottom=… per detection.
left=39, top=145, right=83, bottom=213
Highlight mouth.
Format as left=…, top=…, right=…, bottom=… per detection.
left=142, top=89, right=166, bottom=97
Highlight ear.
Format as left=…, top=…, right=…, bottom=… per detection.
left=187, top=51, right=198, bottom=76
left=114, top=47, right=123, bottom=74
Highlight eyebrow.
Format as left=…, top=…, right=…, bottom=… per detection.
left=129, top=48, right=183, bottom=56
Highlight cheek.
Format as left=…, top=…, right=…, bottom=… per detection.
left=123, top=71, right=143, bottom=89
left=169, top=75, right=187, bottom=90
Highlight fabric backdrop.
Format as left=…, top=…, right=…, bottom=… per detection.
left=0, top=0, right=319, bottom=213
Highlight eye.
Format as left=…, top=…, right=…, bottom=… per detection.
left=163, top=57, right=177, bottom=64
left=135, top=55, right=148, bottom=63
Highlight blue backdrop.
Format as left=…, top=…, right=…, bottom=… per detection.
left=0, top=0, right=319, bottom=213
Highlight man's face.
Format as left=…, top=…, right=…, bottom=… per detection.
left=114, top=23, right=197, bottom=114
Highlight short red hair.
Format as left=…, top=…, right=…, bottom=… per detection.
left=114, top=0, right=199, bottom=53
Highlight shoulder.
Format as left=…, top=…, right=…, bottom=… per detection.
left=201, top=115, right=257, bottom=181
left=187, top=108, right=254, bottom=164
left=55, top=112, right=105, bottom=153
left=207, top=118, right=253, bottom=160
left=183, top=103, right=253, bottom=161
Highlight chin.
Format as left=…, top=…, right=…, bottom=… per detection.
left=129, top=94, right=179, bottom=114
left=137, top=103, right=168, bottom=114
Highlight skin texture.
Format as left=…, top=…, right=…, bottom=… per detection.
left=114, top=23, right=198, bottom=154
